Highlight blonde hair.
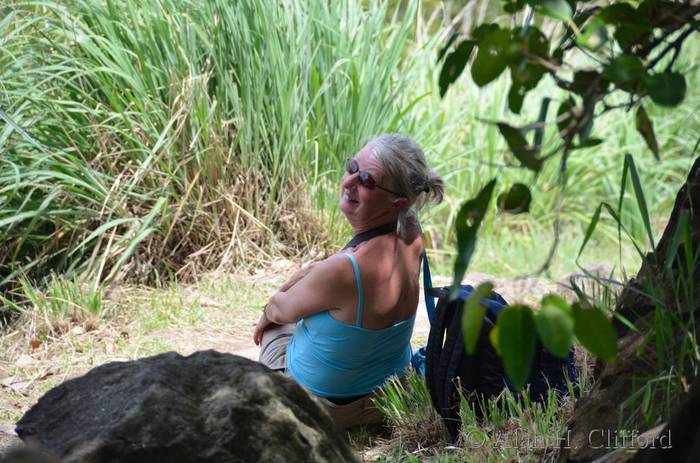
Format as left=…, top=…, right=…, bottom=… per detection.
left=366, top=134, right=444, bottom=238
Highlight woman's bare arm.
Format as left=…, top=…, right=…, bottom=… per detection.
left=264, top=255, right=354, bottom=325
left=278, top=263, right=316, bottom=292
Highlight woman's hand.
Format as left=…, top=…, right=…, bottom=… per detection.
left=253, top=308, right=279, bottom=346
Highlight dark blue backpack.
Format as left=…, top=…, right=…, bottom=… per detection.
left=414, top=256, right=577, bottom=441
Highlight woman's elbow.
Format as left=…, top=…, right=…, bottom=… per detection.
left=266, top=294, right=295, bottom=324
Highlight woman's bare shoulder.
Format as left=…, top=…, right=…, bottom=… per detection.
left=316, top=252, right=356, bottom=272
left=350, top=236, right=421, bottom=277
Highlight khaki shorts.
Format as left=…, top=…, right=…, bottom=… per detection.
left=258, top=323, right=385, bottom=429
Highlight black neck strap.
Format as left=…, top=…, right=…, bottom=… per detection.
left=343, top=220, right=398, bottom=250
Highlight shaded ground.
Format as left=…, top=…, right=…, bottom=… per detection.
left=0, top=261, right=599, bottom=458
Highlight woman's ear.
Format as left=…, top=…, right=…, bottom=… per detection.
left=391, top=197, right=409, bottom=210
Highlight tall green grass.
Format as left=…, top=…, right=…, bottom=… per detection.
left=569, top=152, right=700, bottom=433
left=1, top=0, right=421, bottom=290
left=1, top=0, right=698, bottom=295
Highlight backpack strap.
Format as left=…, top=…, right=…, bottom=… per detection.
left=442, top=322, right=469, bottom=441
left=422, top=252, right=436, bottom=323
left=343, top=220, right=397, bottom=249
left=425, top=294, right=449, bottom=415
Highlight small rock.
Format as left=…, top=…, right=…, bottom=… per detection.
left=0, top=424, right=17, bottom=437
left=70, top=325, right=85, bottom=336
left=15, top=355, right=34, bottom=368
left=104, top=341, right=115, bottom=355
left=0, top=377, right=30, bottom=395
left=0, top=377, right=15, bottom=388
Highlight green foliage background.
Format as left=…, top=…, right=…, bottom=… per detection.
left=1, top=0, right=698, bottom=293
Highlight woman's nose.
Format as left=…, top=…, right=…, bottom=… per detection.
left=341, top=172, right=358, bottom=189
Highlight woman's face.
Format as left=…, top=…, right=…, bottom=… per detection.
left=339, top=146, right=400, bottom=228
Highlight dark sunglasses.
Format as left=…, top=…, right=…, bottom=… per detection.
left=345, top=159, right=402, bottom=197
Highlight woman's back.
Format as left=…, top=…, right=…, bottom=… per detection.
left=328, top=230, right=424, bottom=330
left=287, top=234, right=422, bottom=397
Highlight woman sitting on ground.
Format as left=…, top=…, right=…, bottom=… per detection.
left=253, top=133, right=444, bottom=428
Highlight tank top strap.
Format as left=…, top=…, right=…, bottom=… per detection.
left=341, top=253, right=364, bottom=327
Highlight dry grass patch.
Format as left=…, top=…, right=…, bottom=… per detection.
left=0, top=267, right=293, bottom=424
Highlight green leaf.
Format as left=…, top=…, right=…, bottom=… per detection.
left=450, top=179, right=497, bottom=300
left=532, top=97, right=550, bottom=152
left=603, top=55, right=646, bottom=84
left=497, top=183, right=531, bottom=214
left=599, top=4, right=636, bottom=24
left=515, top=26, right=549, bottom=59
left=530, top=0, right=573, bottom=21
left=576, top=202, right=648, bottom=265
left=646, top=72, right=686, bottom=107
left=598, top=3, right=651, bottom=50
left=437, top=31, right=460, bottom=62
left=0, top=109, right=45, bottom=151
left=507, top=61, right=546, bottom=114
left=497, top=123, right=543, bottom=172
left=535, top=294, right=574, bottom=358
left=570, top=138, right=603, bottom=151
left=620, top=25, right=653, bottom=50
left=605, top=5, right=654, bottom=50
left=556, top=97, right=578, bottom=140
left=471, top=26, right=511, bottom=87
left=552, top=47, right=564, bottom=66
left=472, top=23, right=498, bottom=41
left=489, top=325, right=500, bottom=355
left=498, top=123, right=528, bottom=151
left=511, top=62, right=547, bottom=88
left=461, top=282, right=494, bottom=354
left=573, top=303, right=617, bottom=362
left=497, top=304, right=536, bottom=390
left=622, top=153, right=655, bottom=251
left=576, top=16, right=607, bottom=50
left=503, top=0, right=528, bottom=14
left=635, top=105, right=659, bottom=160
left=508, top=83, right=526, bottom=114
left=71, top=217, right=139, bottom=257
left=570, top=71, right=607, bottom=95
left=439, top=40, right=475, bottom=97
left=105, top=197, right=167, bottom=282
left=578, top=95, right=596, bottom=143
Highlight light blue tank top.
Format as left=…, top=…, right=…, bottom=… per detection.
left=287, top=253, right=415, bottom=397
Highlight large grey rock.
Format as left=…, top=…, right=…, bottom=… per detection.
left=0, top=446, right=60, bottom=463
left=15, top=350, right=358, bottom=463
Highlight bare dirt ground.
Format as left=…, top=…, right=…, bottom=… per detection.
left=0, top=261, right=603, bottom=455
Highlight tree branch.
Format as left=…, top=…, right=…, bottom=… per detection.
left=648, top=26, right=696, bottom=70
left=627, top=3, right=700, bottom=57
